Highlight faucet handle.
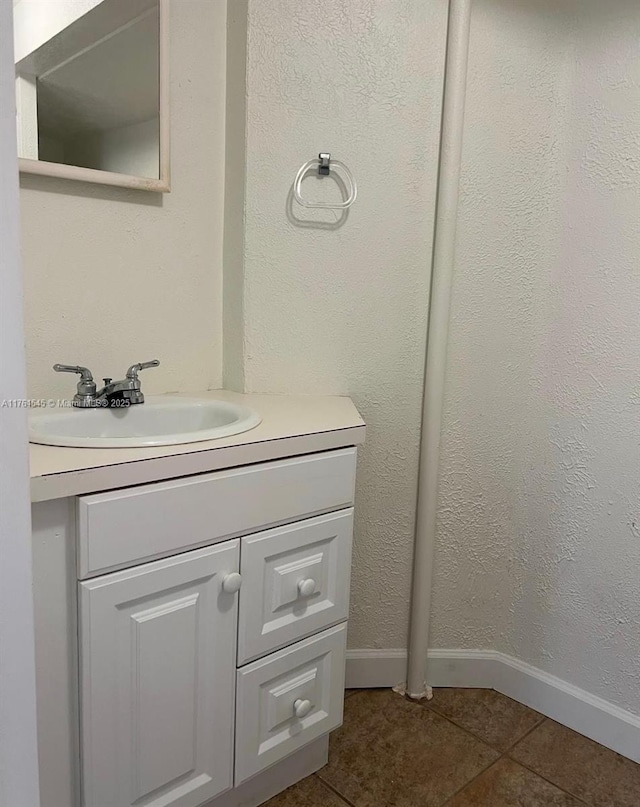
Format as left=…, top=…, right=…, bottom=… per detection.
left=53, top=363, right=94, bottom=381
left=53, top=364, right=97, bottom=405
left=126, top=360, right=160, bottom=381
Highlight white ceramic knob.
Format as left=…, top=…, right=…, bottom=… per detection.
left=297, top=578, right=316, bottom=598
left=293, top=698, right=312, bottom=719
left=222, top=572, right=242, bottom=594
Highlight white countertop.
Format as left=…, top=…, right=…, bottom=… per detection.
left=30, top=390, right=365, bottom=502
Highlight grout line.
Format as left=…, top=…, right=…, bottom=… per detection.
left=505, top=751, right=592, bottom=806
left=410, top=700, right=589, bottom=806
left=501, top=713, right=547, bottom=754
left=417, top=692, right=547, bottom=756
left=315, top=773, right=358, bottom=807
left=439, top=753, right=592, bottom=807
left=411, top=695, right=506, bottom=752
left=438, top=714, right=591, bottom=807
left=502, top=715, right=591, bottom=807
left=507, top=759, right=592, bottom=806
left=399, top=694, right=503, bottom=806
left=506, top=718, right=592, bottom=805
left=409, top=697, right=501, bottom=744
left=503, top=718, right=592, bottom=805
left=330, top=689, right=593, bottom=807
left=439, top=758, right=503, bottom=807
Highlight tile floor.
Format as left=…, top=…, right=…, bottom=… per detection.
left=265, top=688, right=640, bottom=807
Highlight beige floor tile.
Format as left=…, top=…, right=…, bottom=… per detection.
left=262, top=774, right=349, bottom=806
left=426, top=687, right=543, bottom=751
left=318, top=689, right=499, bottom=807
left=510, top=719, right=640, bottom=807
left=446, top=757, right=585, bottom=806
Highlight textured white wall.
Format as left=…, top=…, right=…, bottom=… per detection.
left=239, top=0, right=640, bottom=715
left=432, top=0, right=640, bottom=715
left=239, top=0, right=448, bottom=647
left=222, top=0, right=248, bottom=392
left=21, top=0, right=226, bottom=400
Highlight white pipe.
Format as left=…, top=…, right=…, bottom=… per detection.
left=406, top=0, right=472, bottom=699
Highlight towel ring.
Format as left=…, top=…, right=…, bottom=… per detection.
left=293, top=153, right=357, bottom=210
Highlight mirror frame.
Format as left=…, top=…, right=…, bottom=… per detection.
left=18, top=0, right=170, bottom=193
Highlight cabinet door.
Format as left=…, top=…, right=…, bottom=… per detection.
left=79, top=541, right=239, bottom=807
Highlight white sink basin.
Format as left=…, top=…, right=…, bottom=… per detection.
left=29, top=396, right=262, bottom=448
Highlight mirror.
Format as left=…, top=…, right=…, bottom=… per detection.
left=14, top=0, right=169, bottom=192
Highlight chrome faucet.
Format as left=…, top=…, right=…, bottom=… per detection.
left=53, top=360, right=160, bottom=408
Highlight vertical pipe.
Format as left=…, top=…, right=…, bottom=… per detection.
left=406, top=0, right=472, bottom=699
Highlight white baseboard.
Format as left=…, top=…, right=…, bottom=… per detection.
left=345, top=649, right=408, bottom=689
left=346, top=648, right=640, bottom=764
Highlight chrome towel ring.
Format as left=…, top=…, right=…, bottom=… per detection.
left=293, top=153, right=357, bottom=210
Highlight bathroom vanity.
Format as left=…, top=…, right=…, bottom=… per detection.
left=29, top=391, right=365, bottom=807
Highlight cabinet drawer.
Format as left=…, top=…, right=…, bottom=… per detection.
left=238, top=510, right=353, bottom=664
left=235, top=623, right=347, bottom=784
left=77, top=448, right=356, bottom=578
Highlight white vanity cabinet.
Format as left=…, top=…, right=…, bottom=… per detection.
left=32, top=444, right=358, bottom=807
